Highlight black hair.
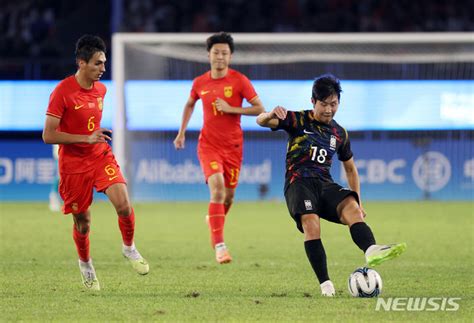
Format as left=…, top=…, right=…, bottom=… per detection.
left=312, top=74, right=342, bottom=102
left=75, top=35, right=106, bottom=63
left=206, top=32, right=234, bottom=53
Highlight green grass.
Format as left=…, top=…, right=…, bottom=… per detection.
left=0, top=201, right=472, bottom=322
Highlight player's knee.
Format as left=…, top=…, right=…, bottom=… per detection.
left=210, top=188, right=225, bottom=203
left=74, top=214, right=90, bottom=234
left=340, top=201, right=364, bottom=225
left=303, top=225, right=321, bottom=240
left=301, top=215, right=320, bottom=239
left=116, top=203, right=132, bottom=217
left=77, top=223, right=90, bottom=234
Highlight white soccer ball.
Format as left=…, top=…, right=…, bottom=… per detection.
left=348, top=267, right=382, bottom=297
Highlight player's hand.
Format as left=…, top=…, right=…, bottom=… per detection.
left=215, top=98, right=232, bottom=113
left=173, top=133, right=185, bottom=150
left=87, top=128, right=112, bottom=144
left=270, top=106, right=287, bottom=120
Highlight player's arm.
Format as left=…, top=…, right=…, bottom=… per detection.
left=256, top=106, right=288, bottom=128
left=173, top=96, right=197, bottom=150
left=215, top=97, right=264, bottom=116
left=42, top=115, right=111, bottom=145
left=342, top=157, right=366, bottom=216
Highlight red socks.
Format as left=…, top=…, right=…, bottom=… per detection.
left=208, top=202, right=225, bottom=246
left=73, top=209, right=135, bottom=262
left=73, top=226, right=90, bottom=262
left=118, top=209, right=135, bottom=246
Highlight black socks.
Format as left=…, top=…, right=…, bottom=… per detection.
left=349, top=222, right=376, bottom=252
left=304, top=239, right=329, bottom=284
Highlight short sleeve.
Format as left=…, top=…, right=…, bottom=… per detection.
left=338, top=128, right=353, bottom=161
left=190, top=78, right=199, bottom=101
left=98, top=82, right=107, bottom=96
left=240, top=74, right=258, bottom=102
left=46, top=86, right=65, bottom=119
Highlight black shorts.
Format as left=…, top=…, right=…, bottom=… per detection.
left=284, top=177, right=359, bottom=233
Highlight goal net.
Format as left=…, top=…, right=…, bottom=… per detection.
left=112, top=33, right=473, bottom=201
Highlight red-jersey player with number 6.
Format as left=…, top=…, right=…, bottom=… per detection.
left=43, top=35, right=149, bottom=290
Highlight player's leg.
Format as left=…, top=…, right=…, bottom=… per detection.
left=338, top=195, right=376, bottom=253
left=60, top=172, right=99, bottom=290
left=197, top=144, right=232, bottom=263
left=73, top=211, right=100, bottom=291
left=222, top=147, right=242, bottom=216
left=72, top=211, right=91, bottom=262
left=105, top=183, right=149, bottom=275
left=224, top=187, right=235, bottom=215
left=285, top=178, right=335, bottom=296
left=207, top=173, right=232, bottom=264
left=301, top=213, right=335, bottom=297
left=337, top=195, right=406, bottom=266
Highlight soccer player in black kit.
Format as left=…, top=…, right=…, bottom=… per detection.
left=257, top=74, right=406, bottom=297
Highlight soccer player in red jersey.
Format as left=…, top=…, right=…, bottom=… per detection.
left=42, top=35, right=149, bottom=290
left=173, top=32, right=264, bottom=264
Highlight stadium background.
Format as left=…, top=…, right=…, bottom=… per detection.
left=0, top=0, right=472, bottom=203
left=0, top=1, right=473, bottom=322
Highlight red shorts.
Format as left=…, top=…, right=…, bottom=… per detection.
left=59, top=150, right=126, bottom=214
left=197, top=141, right=243, bottom=189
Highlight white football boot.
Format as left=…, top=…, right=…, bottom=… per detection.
left=320, top=280, right=336, bottom=297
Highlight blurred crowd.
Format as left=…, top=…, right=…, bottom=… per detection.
left=121, top=0, right=473, bottom=33
left=0, top=0, right=471, bottom=78
left=0, top=0, right=58, bottom=58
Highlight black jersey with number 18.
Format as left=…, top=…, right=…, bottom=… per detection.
left=272, top=110, right=353, bottom=189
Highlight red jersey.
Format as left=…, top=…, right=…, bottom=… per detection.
left=190, top=68, right=258, bottom=148
left=46, top=75, right=109, bottom=174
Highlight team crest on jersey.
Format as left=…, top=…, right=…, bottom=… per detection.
left=224, top=86, right=233, bottom=98
left=330, top=135, right=337, bottom=150
left=304, top=200, right=313, bottom=210
left=210, top=161, right=219, bottom=170
left=97, top=97, right=103, bottom=111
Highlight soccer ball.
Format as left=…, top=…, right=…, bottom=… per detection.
left=348, top=267, right=382, bottom=297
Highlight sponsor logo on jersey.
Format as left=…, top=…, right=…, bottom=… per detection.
left=201, top=90, right=210, bottom=95
left=74, top=104, right=84, bottom=110
left=303, top=129, right=315, bottom=135
left=304, top=199, right=312, bottom=210
left=88, top=102, right=95, bottom=108
left=330, top=135, right=337, bottom=150
left=224, top=86, right=233, bottom=98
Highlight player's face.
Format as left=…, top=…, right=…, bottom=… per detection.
left=79, top=51, right=106, bottom=82
left=209, top=43, right=232, bottom=71
left=312, top=94, right=339, bottom=124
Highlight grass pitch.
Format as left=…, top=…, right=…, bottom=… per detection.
left=0, top=201, right=472, bottom=322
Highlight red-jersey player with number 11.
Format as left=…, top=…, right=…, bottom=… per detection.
left=174, top=32, right=264, bottom=264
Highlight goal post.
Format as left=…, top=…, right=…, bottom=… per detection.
left=111, top=32, right=473, bottom=201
